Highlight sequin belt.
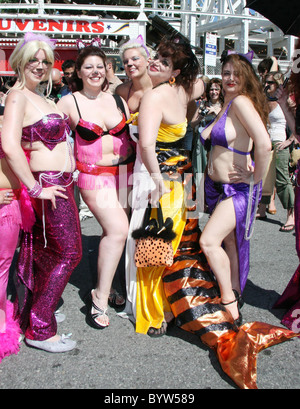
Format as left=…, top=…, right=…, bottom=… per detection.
left=0, top=188, right=21, bottom=200
left=76, top=160, right=134, bottom=176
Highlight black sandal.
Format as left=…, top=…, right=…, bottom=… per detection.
left=85, top=291, right=109, bottom=329
left=147, top=321, right=168, bottom=338
left=221, top=293, right=243, bottom=327
left=108, top=289, right=125, bottom=309
left=233, top=289, right=244, bottom=309
left=147, top=318, right=175, bottom=338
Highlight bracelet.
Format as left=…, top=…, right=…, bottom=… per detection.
left=27, top=181, right=43, bottom=198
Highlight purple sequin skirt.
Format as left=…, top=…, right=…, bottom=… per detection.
left=14, top=172, right=82, bottom=340
left=205, top=175, right=261, bottom=293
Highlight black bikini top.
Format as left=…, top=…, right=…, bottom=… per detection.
left=73, top=94, right=128, bottom=142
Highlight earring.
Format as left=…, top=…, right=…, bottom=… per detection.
left=169, top=76, right=176, bottom=85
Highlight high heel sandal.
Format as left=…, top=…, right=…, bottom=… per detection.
left=221, top=293, right=243, bottom=327
left=85, top=291, right=109, bottom=330
left=108, top=289, right=125, bottom=309
left=233, top=289, right=244, bottom=309
left=147, top=318, right=175, bottom=338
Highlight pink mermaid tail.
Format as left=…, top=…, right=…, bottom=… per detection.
left=163, top=219, right=298, bottom=389
left=0, top=301, right=21, bottom=363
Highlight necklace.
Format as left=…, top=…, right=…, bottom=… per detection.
left=83, top=90, right=101, bottom=99
left=152, top=80, right=170, bottom=90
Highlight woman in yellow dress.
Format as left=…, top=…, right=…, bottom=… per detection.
left=136, top=36, right=205, bottom=336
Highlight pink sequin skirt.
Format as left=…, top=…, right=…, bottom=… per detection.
left=14, top=172, right=82, bottom=340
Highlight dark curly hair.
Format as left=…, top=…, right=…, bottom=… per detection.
left=157, top=35, right=201, bottom=93
left=69, top=46, right=109, bottom=92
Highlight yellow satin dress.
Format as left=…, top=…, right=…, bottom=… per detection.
left=135, top=119, right=188, bottom=334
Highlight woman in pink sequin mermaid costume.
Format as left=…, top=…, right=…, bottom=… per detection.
left=58, top=46, right=135, bottom=329
left=1, top=34, right=82, bottom=353
left=0, top=109, right=22, bottom=362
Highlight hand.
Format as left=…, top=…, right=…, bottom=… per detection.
left=0, top=189, right=14, bottom=205
left=275, top=85, right=289, bottom=106
left=228, top=164, right=254, bottom=185
left=275, top=140, right=290, bottom=151
left=148, top=178, right=170, bottom=206
left=39, top=185, right=68, bottom=210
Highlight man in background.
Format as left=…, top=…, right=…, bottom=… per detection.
left=106, top=56, right=122, bottom=94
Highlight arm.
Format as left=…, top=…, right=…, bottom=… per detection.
left=276, top=86, right=298, bottom=138
left=276, top=133, right=296, bottom=151
left=138, top=90, right=167, bottom=203
left=2, top=91, right=67, bottom=208
left=2, top=91, right=36, bottom=189
left=57, top=94, right=77, bottom=130
left=190, top=78, right=206, bottom=101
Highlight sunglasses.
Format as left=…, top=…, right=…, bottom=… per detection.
left=28, top=58, right=52, bottom=68
left=265, top=81, right=276, bottom=85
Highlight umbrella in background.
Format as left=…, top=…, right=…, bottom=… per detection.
left=245, top=0, right=300, bottom=36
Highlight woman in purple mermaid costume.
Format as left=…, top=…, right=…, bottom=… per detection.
left=1, top=33, right=82, bottom=353
left=199, top=51, right=271, bottom=324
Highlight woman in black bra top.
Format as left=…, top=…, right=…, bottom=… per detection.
left=58, top=45, right=135, bottom=329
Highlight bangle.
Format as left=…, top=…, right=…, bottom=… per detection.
left=27, top=181, right=43, bottom=198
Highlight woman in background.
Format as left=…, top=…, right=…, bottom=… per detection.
left=115, top=36, right=153, bottom=321
left=256, top=71, right=295, bottom=231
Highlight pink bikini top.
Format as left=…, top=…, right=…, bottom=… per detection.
left=22, top=113, right=70, bottom=151
left=17, top=93, right=70, bottom=150
left=73, top=94, right=135, bottom=162
left=73, top=94, right=128, bottom=142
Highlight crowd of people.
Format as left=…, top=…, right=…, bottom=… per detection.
left=0, top=32, right=299, bottom=389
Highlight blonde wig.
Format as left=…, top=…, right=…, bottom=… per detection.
left=9, top=36, right=55, bottom=96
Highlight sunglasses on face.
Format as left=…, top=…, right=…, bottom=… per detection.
left=28, top=58, right=52, bottom=68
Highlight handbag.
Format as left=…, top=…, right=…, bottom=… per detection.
left=132, top=203, right=176, bottom=268
left=262, top=149, right=276, bottom=196
left=290, top=147, right=300, bottom=168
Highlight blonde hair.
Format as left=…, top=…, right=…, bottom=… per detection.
left=119, top=39, right=151, bottom=61
left=9, top=38, right=54, bottom=95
